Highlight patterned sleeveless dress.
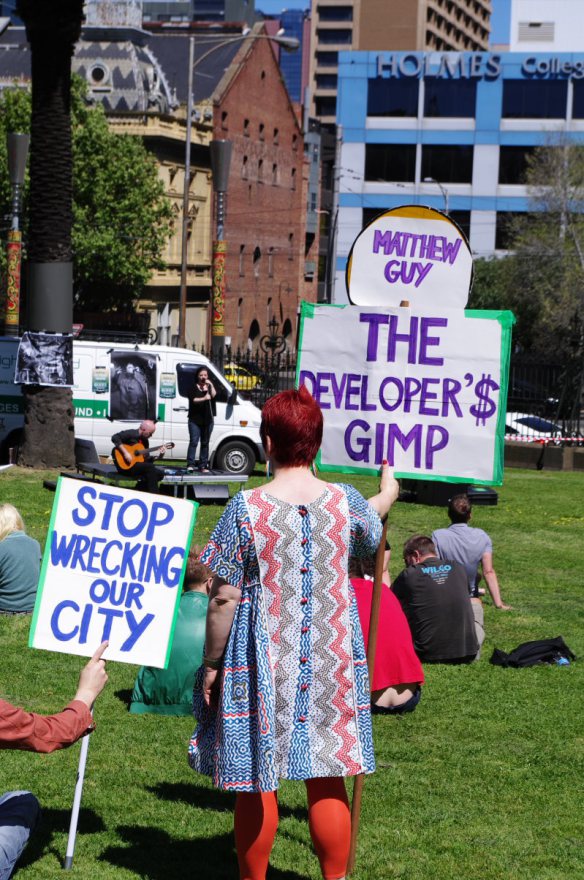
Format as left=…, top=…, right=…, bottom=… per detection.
left=189, top=482, right=382, bottom=792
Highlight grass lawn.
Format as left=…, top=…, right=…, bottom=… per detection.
left=1, top=465, right=583, bottom=880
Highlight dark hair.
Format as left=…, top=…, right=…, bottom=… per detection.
left=403, top=535, right=436, bottom=560
left=260, top=385, right=323, bottom=467
left=195, top=366, right=209, bottom=381
left=448, top=493, right=472, bottom=523
left=349, top=555, right=375, bottom=579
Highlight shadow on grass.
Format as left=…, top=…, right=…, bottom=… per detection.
left=114, top=687, right=133, bottom=708
left=146, top=781, right=308, bottom=822
left=18, top=807, right=105, bottom=870
left=102, top=825, right=306, bottom=879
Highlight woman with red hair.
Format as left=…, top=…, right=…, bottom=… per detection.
left=190, top=386, right=399, bottom=880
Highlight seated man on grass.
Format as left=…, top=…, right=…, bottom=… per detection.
left=432, top=493, right=512, bottom=656
left=392, top=535, right=479, bottom=664
left=130, top=555, right=213, bottom=716
left=1, top=643, right=108, bottom=879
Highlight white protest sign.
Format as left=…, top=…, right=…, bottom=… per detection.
left=29, top=479, right=197, bottom=668
left=297, top=303, right=514, bottom=484
left=346, top=206, right=473, bottom=310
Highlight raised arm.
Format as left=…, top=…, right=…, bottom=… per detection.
left=0, top=642, right=108, bottom=754
left=367, top=462, right=400, bottom=519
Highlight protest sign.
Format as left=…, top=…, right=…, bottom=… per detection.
left=346, top=206, right=473, bottom=311
left=29, top=478, right=197, bottom=667
left=297, top=302, right=514, bottom=484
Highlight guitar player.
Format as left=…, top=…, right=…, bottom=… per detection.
left=111, top=420, right=166, bottom=493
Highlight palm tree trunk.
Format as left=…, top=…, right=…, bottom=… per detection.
left=16, top=0, right=83, bottom=468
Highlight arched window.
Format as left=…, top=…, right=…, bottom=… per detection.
left=249, top=319, right=260, bottom=346
left=253, top=246, right=262, bottom=278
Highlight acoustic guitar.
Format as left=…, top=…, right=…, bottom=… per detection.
left=113, top=441, right=175, bottom=471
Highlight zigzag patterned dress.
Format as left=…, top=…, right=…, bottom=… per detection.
left=189, top=482, right=382, bottom=792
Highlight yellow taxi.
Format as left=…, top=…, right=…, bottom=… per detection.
left=224, top=363, right=262, bottom=391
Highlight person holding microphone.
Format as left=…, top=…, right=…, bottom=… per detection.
left=187, top=367, right=217, bottom=474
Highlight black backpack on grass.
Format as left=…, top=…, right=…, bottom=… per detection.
left=490, top=636, right=576, bottom=668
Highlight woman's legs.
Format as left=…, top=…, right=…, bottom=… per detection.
left=305, top=778, right=351, bottom=880
left=234, top=779, right=350, bottom=880
left=234, top=791, right=279, bottom=880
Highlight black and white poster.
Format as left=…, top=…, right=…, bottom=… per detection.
left=110, top=350, right=157, bottom=421
left=15, top=332, right=74, bottom=387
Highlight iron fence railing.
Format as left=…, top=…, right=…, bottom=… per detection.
left=196, top=346, right=298, bottom=409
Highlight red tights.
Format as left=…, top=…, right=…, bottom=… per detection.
left=234, top=777, right=350, bottom=880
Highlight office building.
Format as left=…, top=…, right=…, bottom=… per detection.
left=142, top=0, right=257, bottom=25
left=277, top=7, right=310, bottom=103
left=332, top=48, right=584, bottom=303
left=491, top=0, right=581, bottom=52
left=309, top=0, right=492, bottom=126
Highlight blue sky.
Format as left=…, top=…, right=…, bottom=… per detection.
left=257, top=1, right=309, bottom=14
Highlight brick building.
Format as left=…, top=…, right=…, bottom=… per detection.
left=209, top=29, right=314, bottom=350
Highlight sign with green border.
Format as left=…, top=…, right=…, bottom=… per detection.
left=29, top=478, right=198, bottom=669
left=296, top=302, right=514, bottom=486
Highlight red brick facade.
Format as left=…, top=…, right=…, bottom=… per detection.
left=212, top=36, right=317, bottom=352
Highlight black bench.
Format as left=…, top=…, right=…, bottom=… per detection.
left=74, top=439, right=135, bottom=485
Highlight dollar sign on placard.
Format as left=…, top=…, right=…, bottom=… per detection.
left=470, top=373, right=499, bottom=427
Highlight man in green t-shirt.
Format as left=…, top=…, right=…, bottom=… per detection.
left=130, top=556, right=212, bottom=715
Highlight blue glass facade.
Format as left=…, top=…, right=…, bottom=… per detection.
left=332, top=50, right=584, bottom=303
left=279, top=9, right=305, bottom=103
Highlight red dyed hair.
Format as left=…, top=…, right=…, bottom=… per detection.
left=261, top=385, right=323, bottom=466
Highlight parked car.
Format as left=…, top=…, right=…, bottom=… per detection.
left=505, top=412, right=563, bottom=443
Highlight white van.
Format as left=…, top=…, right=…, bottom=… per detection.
left=0, top=337, right=264, bottom=475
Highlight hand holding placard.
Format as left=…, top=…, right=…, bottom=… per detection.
left=73, top=641, right=109, bottom=708
left=367, top=461, right=400, bottom=518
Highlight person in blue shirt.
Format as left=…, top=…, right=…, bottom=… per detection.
left=0, top=504, right=41, bottom=614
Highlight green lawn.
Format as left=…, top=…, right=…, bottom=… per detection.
left=1, top=466, right=583, bottom=880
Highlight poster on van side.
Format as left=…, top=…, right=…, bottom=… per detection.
left=110, top=351, right=157, bottom=421
left=92, top=366, right=109, bottom=394
left=29, top=478, right=197, bottom=668
left=15, top=332, right=74, bottom=387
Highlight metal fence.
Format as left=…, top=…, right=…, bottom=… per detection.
left=200, top=348, right=583, bottom=445
left=505, top=358, right=583, bottom=444
left=198, top=346, right=298, bottom=409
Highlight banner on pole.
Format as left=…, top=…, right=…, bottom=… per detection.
left=297, top=302, right=514, bottom=485
left=29, top=479, right=197, bottom=668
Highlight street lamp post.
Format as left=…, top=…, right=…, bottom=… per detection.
left=177, top=29, right=300, bottom=350
left=423, top=176, right=449, bottom=214
left=209, top=138, right=232, bottom=359
left=3, top=133, right=30, bottom=332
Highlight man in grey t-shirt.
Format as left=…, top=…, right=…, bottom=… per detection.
left=432, top=494, right=512, bottom=657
